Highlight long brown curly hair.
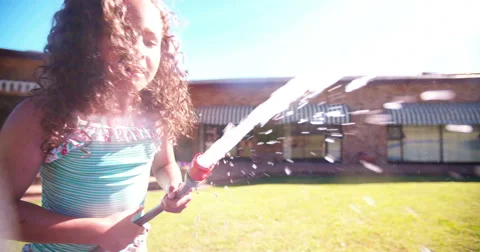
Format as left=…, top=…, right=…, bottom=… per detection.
left=31, top=0, right=197, bottom=152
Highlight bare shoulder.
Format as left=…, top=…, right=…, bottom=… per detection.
left=0, top=98, right=47, bottom=200
left=3, top=98, right=44, bottom=128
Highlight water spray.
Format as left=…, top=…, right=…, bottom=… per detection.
left=91, top=74, right=378, bottom=251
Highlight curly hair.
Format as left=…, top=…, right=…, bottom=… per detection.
left=31, top=0, right=197, bottom=152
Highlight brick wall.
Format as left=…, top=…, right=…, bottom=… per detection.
left=190, top=77, right=480, bottom=164
left=0, top=50, right=43, bottom=82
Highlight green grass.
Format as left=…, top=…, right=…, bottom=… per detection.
left=5, top=176, right=480, bottom=251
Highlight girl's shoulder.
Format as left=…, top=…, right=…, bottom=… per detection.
left=3, top=97, right=46, bottom=139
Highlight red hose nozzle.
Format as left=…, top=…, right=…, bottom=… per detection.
left=188, top=153, right=214, bottom=181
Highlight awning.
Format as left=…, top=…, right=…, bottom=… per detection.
left=0, top=80, right=39, bottom=94
left=196, top=106, right=255, bottom=125
left=274, top=104, right=350, bottom=125
left=385, top=103, right=480, bottom=125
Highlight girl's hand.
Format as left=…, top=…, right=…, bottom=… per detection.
left=96, top=206, right=146, bottom=252
left=161, top=183, right=193, bottom=213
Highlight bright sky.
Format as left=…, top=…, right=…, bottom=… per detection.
left=0, top=0, right=479, bottom=80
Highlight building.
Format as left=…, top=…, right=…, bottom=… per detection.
left=1, top=48, right=479, bottom=178
left=185, top=75, right=480, bottom=178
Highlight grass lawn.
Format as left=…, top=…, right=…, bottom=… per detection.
left=5, top=176, right=480, bottom=251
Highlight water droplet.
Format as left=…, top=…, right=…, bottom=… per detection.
left=325, top=138, right=335, bottom=143
left=420, top=246, right=432, bottom=252
left=359, top=160, right=383, bottom=173
left=264, top=129, right=273, bottom=135
left=310, top=152, right=317, bottom=156
left=328, top=84, right=342, bottom=92
left=229, top=162, right=234, bottom=167
left=448, top=171, right=463, bottom=180
left=241, top=170, right=246, bottom=174
left=247, top=180, right=250, bottom=184
left=365, top=114, right=393, bottom=125
left=264, top=173, right=270, bottom=177
left=445, top=125, right=473, bottom=133
left=363, top=196, right=376, bottom=206
left=349, top=204, right=361, bottom=214
left=324, top=156, right=335, bottom=163
left=405, top=206, right=419, bottom=218
left=267, top=161, right=274, bottom=166
left=275, top=151, right=283, bottom=155
left=285, top=158, right=294, bottom=163
left=349, top=109, right=370, bottom=115
left=194, top=232, right=198, bottom=239
left=276, top=137, right=286, bottom=140
left=301, top=131, right=310, bottom=135
left=229, top=156, right=234, bottom=160
left=227, top=172, right=231, bottom=177
left=230, top=179, right=233, bottom=184
left=331, top=133, right=343, bottom=138
left=252, top=164, right=257, bottom=169
left=284, top=167, right=292, bottom=175
left=213, top=192, right=218, bottom=198
left=267, top=140, right=278, bottom=145
left=224, top=186, right=228, bottom=190
left=325, top=111, right=344, bottom=117
left=345, top=75, right=375, bottom=92
left=286, top=111, right=294, bottom=116
left=195, top=215, right=200, bottom=225
left=383, top=102, right=403, bottom=110
left=420, top=90, right=455, bottom=101
left=257, top=142, right=264, bottom=145
left=298, top=119, right=308, bottom=124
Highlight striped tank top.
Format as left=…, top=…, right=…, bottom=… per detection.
left=24, top=115, right=160, bottom=252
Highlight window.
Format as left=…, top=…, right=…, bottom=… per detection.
left=202, top=124, right=254, bottom=159
left=387, top=126, right=403, bottom=161
left=387, top=125, right=480, bottom=163
left=403, top=126, right=441, bottom=162
left=283, top=124, right=342, bottom=161
left=442, top=126, right=480, bottom=162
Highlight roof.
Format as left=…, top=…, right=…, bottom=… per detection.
left=385, top=102, right=480, bottom=125
left=0, top=48, right=43, bottom=60
left=196, top=104, right=350, bottom=125
left=189, top=73, right=480, bottom=85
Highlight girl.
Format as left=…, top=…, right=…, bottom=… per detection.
left=0, top=0, right=197, bottom=251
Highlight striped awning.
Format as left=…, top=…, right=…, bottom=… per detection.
left=0, top=80, right=39, bottom=94
left=196, top=106, right=255, bottom=125
left=274, top=104, right=350, bottom=125
left=385, top=103, right=480, bottom=125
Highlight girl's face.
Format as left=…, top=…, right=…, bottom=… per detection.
left=103, top=0, right=163, bottom=92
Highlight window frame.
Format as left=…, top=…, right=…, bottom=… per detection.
left=387, top=125, right=480, bottom=164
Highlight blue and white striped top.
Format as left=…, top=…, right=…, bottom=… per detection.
left=25, top=115, right=160, bottom=252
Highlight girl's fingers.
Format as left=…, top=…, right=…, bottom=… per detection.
left=163, top=193, right=192, bottom=211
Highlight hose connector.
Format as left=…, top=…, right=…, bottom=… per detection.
left=188, top=153, right=214, bottom=182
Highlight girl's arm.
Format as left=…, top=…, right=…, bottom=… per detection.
left=0, top=100, right=102, bottom=244
left=151, top=137, right=183, bottom=191
left=0, top=100, right=144, bottom=250
left=151, top=136, right=192, bottom=213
